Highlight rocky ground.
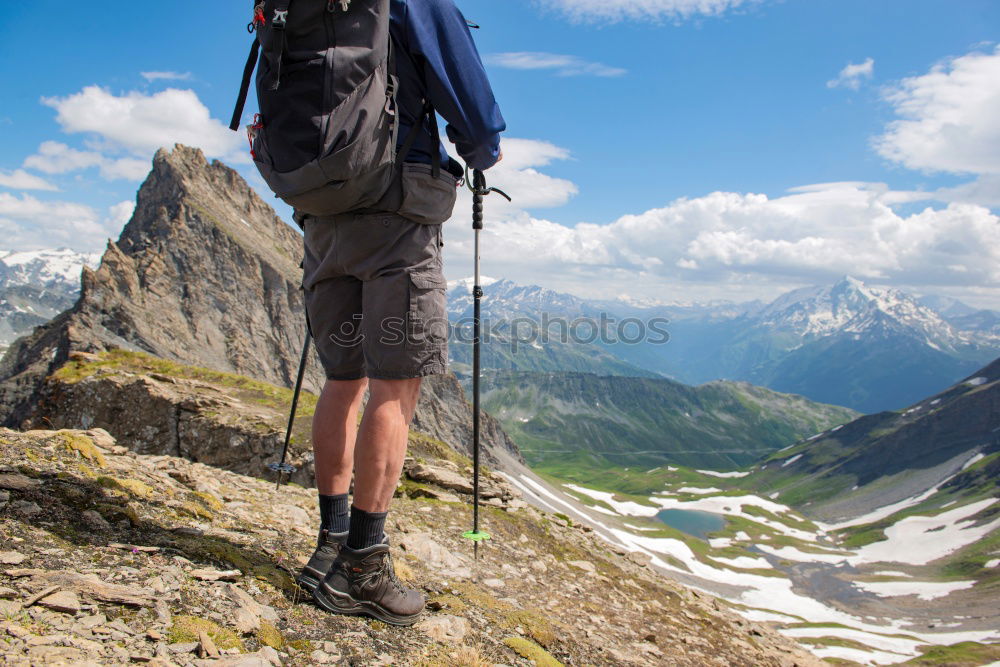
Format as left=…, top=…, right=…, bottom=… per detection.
left=0, top=427, right=824, bottom=666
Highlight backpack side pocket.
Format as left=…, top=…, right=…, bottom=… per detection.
left=397, top=163, right=459, bottom=225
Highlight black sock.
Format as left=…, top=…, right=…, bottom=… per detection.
left=319, top=494, right=350, bottom=534
left=347, top=506, right=388, bottom=550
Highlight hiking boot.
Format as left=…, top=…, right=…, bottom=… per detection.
left=296, top=529, right=347, bottom=594
left=313, top=542, right=424, bottom=626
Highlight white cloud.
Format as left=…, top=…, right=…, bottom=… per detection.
left=108, top=200, right=135, bottom=228
left=442, top=181, right=1000, bottom=305
left=0, top=169, right=58, bottom=191
left=827, top=57, right=874, bottom=90
left=23, top=141, right=150, bottom=181
left=875, top=46, right=1000, bottom=176
left=493, top=138, right=571, bottom=171
left=41, top=86, right=245, bottom=165
left=0, top=193, right=97, bottom=227
left=0, top=193, right=132, bottom=251
left=141, top=71, right=192, bottom=82
left=448, top=138, right=578, bottom=220
left=537, top=0, right=760, bottom=22
left=935, top=174, right=1000, bottom=207
left=487, top=52, right=626, bottom=77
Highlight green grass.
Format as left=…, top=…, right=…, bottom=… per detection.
left=900, top=641, right=1000, bottom=665
left=484, top=370, right=855, bottom=474
left=530, top=449, right=750, bottom=498
left=503, top=637, right=563, bottom=667
left=938, top=528, right=1000, bottom=580
left=54, top=348, right=318, bottom=416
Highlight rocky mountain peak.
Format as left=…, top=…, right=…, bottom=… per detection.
left=0, top=144, right=327, bottom=422
left=116, top=144, right=300, bottom=280
left=0, top=145, right=521, bottom=464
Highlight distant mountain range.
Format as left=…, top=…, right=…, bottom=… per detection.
left=481, top=370, right=859, bottom=470
left=0, top=249, right=99, bottom=351
left=447, top=279, right=658, bottom=378
left=448, top=276, right=1000, bottom=413
left=4, top=238, right=999, bottom=414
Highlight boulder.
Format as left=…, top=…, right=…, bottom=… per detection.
left=414, top=614, right=470, bottom=643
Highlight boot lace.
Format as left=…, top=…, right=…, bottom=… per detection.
left=383, top=553, right=407, bottom=595
left=351, top=552, right=406, bottom=595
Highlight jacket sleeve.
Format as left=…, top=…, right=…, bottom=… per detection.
left=403, top=0, right=506, bottom=171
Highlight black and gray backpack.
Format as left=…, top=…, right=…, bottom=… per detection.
left=230, top=0, right=430, bottom=216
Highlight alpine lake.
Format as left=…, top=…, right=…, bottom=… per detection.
left=656, top=508, right=727, bottom=539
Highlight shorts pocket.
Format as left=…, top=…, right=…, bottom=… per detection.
left=407, top=269, right=448, bottom=348
left=398, top=162, right=459, bottom=225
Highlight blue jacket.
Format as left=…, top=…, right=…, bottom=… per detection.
left=391, top=0, right=506, bottom=172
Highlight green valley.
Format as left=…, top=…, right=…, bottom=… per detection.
left=480, top=370, right=858, bottom=472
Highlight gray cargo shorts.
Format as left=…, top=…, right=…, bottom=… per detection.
left=300, top=212, right=448, bottom=381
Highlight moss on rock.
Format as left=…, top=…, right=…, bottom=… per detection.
left=503, top=637, right=563, bottom=667
left=168, top=615, right=245, bottom=651
left=504, top=609, right=555, bottom=647
left=58, top=431, right=106, bottom=467
left=255, top=620, right=285, bottom=649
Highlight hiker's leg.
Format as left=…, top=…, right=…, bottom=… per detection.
left=347, top=377, right=421, bottom=548
left=312, top=378, right=369, bottom=496
left=297, top=378, right=367, bottom=592
left=352, top=377, right=422, bottom=511
left=313, top=378, right=367, bottom=535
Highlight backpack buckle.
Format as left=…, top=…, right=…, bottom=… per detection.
left=272, top=9, right=288, bottom=28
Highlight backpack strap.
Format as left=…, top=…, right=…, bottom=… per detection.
left=396, top=102, right=429, bottom=164
left=262, top=0, right=293, bottom=91
left=397, top=101, right=442, bottom=178
left=229, top=38, right=261, bottom=131
left=426, top=104, right=442, bottom=179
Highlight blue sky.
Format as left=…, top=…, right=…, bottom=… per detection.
left=1, top=0, right=998, bottom=307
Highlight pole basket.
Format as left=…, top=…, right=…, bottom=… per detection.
left=462, top=530, right=491, bottom=543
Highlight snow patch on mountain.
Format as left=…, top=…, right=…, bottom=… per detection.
left=0, top=248, right=100, bottom=288
left=848, top=498, right=1000, bottom=566
left=853, top=579, right=977, bottom=601
left=754, top=275, right=968, bottom=351
left=697, top=469, right=751, bottom=478
left=0, top=247, right=100, bottom=348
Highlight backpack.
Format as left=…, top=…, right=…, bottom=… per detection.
left=230, top=0, right=432, bottom=216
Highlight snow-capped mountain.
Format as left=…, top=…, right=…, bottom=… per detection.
left=0, top=248, right=99, bottom=351
left=445, top=279, right=659, bottom=378
left=752, top=276, right=972, bottom=353
left=917, top=294, right=980, bottom=319
left=448, top=278, right=595, bottom=321
left=658, top=276, right=1000, bottom=412
left=0, top=249, right=100, bottom=290
left=445, top=275, right=1000, bottom=413
left=918, top=294, right=1000, bottom=341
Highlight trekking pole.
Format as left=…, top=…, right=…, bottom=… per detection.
left=461, top=167, right=510, bottom=561
left=268, top=325, right=311, bottom=489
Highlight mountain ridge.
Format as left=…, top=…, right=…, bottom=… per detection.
left=0, top=144, right=520, bottom=464
left=481, top=369, right=859, bottom=470
left=744, top=354, right=1000, bottom=521
left=447, top=275, right=1000, bottom=412
left=0, top=426, right=826, bottom=666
